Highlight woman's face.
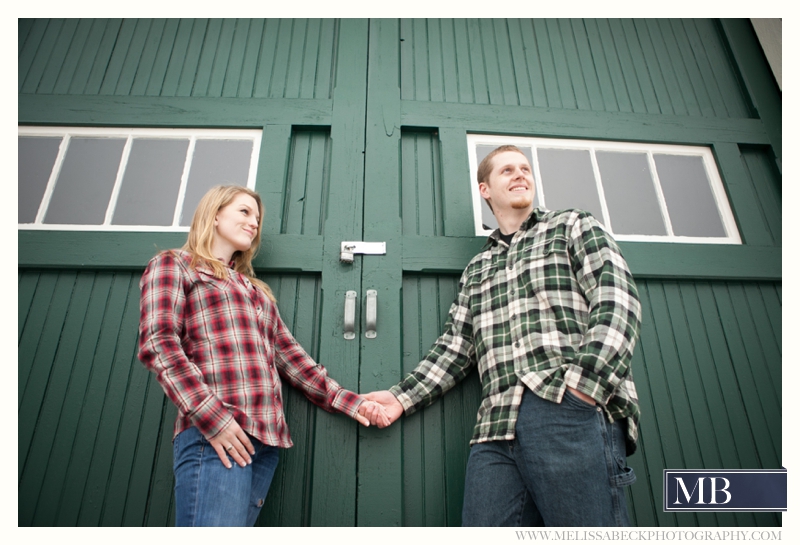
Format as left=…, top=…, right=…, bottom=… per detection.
left=212, top=192, right=260, bottom=261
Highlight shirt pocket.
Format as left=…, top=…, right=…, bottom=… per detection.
left=516, top=235, right=571, bottom=296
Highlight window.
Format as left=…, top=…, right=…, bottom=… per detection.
left=18, top=127, right=262, bottom=231
left=467, top=135, right=740, bottom=244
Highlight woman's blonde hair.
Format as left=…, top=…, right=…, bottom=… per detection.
left=181, top=185, right=275, bottom=302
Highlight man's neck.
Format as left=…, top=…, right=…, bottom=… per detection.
left=495, top=206, right=534, bottom=235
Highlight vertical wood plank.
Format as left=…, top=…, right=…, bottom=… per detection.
left=128, top=19, right=168, bottom=96
left=439, top=127, right=474, bottom=236
left=283, top=19, right=308, bottom=99
left=50, top=19, right=94, bottom=95
left=427, top=19, right=445, bottom=103
left=206, top=18, right=237, bottom=97
left=252, top=19, right=280, bottom=98
left=606, top=18, right=646, bottom=113
left=506, top=19, right=534, bottom=107
left=174, top=19, right=208, bottom=97
left=237, top=19, right=265, bottom=99
left=557, top=19, right=591, bottom=110
left=190, top=18, right=223, bottom=97
left=143, top=19, right=181, bottom=97
left=113, top=19, right=154, bottom=96
left=298, top=19, right=322, bottom=100
left=18, top=18, right=50, bottom=91
left=569, top=19, right=606, bottom=111
left=20, top=18, right=66, bottom=94
left=544, top=19, right=576, bottom=109
left=254, top=124, right=293, bottom=236
left=83, top=19, right=124, bottom=95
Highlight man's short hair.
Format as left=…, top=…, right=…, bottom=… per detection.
left=476, top=145, right=527, bottom=186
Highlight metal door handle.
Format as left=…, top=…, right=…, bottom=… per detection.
left=344, top=291, right=356, bottom=340
left=365, top=290, right=377, bottom=339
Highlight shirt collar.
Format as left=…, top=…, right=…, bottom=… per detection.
left=484, top=208, right=543, bottom=248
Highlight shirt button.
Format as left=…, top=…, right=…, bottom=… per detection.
left=511, top=314, right=516, bottom=320
left=514, top=341, right=520, bottom=348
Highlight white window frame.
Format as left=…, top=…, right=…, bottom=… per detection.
left=18, top=126, right=262, bottom=232
left=467, top=134, right=741, bottom=244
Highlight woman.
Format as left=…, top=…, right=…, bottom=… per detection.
left=138, top=185, right=387, bottom=526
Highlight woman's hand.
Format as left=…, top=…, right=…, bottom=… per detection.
left=356, top=399, right=392, bottom=428
left=208, top=419, right=256, bottom=469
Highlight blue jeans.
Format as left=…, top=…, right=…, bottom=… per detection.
left=462, top=388, right=636, bottom=526
left=173, top=426, right=280, bottom=526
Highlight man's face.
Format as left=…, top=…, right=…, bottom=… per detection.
left=479, top=151, right=535, bottom=213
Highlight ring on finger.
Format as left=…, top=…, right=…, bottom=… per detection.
left=226, top=445, right=234, bottom=451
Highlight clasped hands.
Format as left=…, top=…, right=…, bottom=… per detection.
left=357, top=391, right=403, bottom=428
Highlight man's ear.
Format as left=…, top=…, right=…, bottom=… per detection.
left=478, top=182, right=490, bottom=200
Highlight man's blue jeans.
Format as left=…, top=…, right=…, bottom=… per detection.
left=462, top=388, right=636, bottom=526
left=173, top=426, right=280, bottom=526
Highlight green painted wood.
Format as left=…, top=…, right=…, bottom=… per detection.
left=533, top=19, right=562, bottom=109
left=191, top=18, right=223, bottom=97
left=544, top=19, right=576, bottom=110
left=97, top=19, right=138, bottom=95
left=556, top=19, right=591, bottom=111
left=252, top=19, right=281, bottom=99
left=53, top=273, right=132, bottom=525
left=607, top=19, right=647, bottom=114
left=128, top=19, right=168, bottom=96
left=713, top=142, right=775, bottom=247
left=399, top=100, right=770, bottom=144
left=296, top=19, right=321, bottom=100
left=114, top=19, right=155, bottom=96
left=720, top=19, right=782, bottom=163
left=83, top=19, right=124, bottom=95
left=505, top=19, right=535, bottom=107
left=221, top=19, right=251, bottom=98
left=357, top=18, right=405, bottom=527
left=582, top=19, right=620, bottom=112
left=35, top=19, right=80, bottom=95
left=741, top=146, right=781, bottom=246
left=256, top=124, right=294, bottom=235
left=19, top=94, right=333, bottom=126
left=670, top=19, right=718, bottom=118
left=438, top=128, right=475, bottom=236
left=400, top=235, right=780, bottom=280
left=694, top=19, right=751, bottom=119
left=18, top=18, right=35, bottom=54
left=173, top=19, right=208, bottom=97
left=18, top=271, right=59, bottom=407
left=618, top=19, right=661, bottom=115
left=143, top=401, right=177, bottom=526
left=49, top=19, right=93, bottom=95
left=236, top=19, right=265, bottom=99
left=206, top=19, right=237, bottom=98
left=144, top=19, right=181, bottom=97
left=121, top=372, right=172, bottom=525
left=18, top=232, right=324, bottom=273
left=18, top=272, right=39, bottom=342
left=631, top=19, right=674, bottom=116
left=62, top=19, right=109, bottom=95
left=302, top=18, right=368, bottom=526
left=160, top=19, right=194, bottom=96
left=20, top=19, right=65, bottom=94
left=282, top=130, right=330, bottom=236
left=26, top=273, right=114, bottom=525
left=657, top=19, right=702, bottom=117
left=79, top=277, right=142, bottom=526
left=19, top=272, right=89, bottom=524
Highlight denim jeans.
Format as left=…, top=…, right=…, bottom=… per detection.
left=462, top=388, right=636, bottom=526
left=173, top=426, right=280, bottom=526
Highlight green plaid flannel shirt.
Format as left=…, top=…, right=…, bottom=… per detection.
left=389, top=208, right=642, bottom=454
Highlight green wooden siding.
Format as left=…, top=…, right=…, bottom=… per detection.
left=399, top=19, right=751, bottom=118
left=18, top=18, right=337, bottom=99
left=19, top=18, right=781, bottom=527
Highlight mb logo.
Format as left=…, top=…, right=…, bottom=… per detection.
left=663, top=469, right=786, bottom=512
left=673, top=476, right=731, bottom=505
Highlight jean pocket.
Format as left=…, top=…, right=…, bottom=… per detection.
left=563, top=389, right=598, bottom=411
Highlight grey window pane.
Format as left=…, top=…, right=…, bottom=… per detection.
left=180, top=140, right=253, bottom=226
left=654, top=154, right=727, bottom=238
left=19, top=136, right=61, bottom=223
left=112, top=139, right=189, bottom=226
left=537, top=148, right=604, bottom=223
left=44, top=137, right=126, bottom=225
left=596, top=151, right=667, bottom=236
left=475, top=145, right=538, bottom=231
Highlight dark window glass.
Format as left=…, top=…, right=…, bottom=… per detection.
left=537, top=148, right=604, bottom=223
left=655, top=154, right=727, bottom=237
left=180, top=140, right=253, bottom=226
left=44, top=137, right=126, bottom=225
left=596, top=151, right=667, bottom=236
left=19, top=136, right=61, bottom=223
left=112, top=139, right=189, bottom=226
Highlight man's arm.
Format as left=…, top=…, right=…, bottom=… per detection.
left=363, top=272, right=478, bottom=427
left=563, top=211, right=642, bottom=405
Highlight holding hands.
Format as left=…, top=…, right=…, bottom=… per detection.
left=360, top=391, right=404, bottom=428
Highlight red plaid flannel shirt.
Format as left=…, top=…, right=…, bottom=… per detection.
left=138, top=250, right=363, bottom=446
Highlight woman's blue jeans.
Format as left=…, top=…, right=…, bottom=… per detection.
left=173, top=426, right=280, bottom=526
left=462, top=388, right=636, bottom=526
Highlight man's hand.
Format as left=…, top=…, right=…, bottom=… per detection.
left=208, top=419, right=255, bottom=469
left=362, top=391, right=404, bottom=428
left=356, top=400, right=392, bottom=428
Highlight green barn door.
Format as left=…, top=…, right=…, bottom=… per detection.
left=356, top=20, right=484, bottom=527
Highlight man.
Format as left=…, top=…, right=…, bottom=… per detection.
left=364, top=145, right=642, bottom=527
